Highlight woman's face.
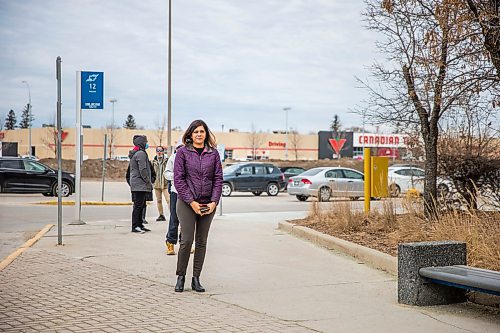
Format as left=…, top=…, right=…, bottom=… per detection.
left=191, top=125, right=206, bottom=146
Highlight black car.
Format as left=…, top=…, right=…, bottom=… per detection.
left=279, top=166, right=306, bottom=189
left=222, top=162, right=286, bottom=197
left=0, top=157, right=75, bottom=197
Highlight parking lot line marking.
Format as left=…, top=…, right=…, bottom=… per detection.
left=34, top=201, right=132, bottom=206
left=0, top=224, right=54, bottom=271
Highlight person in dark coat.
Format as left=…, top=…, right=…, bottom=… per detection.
left=127, top=135, right=153, bottom=233
left=127, top=160, right=155, bottom=226
left=173, top=120, right=223, bottom=292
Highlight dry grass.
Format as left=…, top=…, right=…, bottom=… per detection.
left=308, top=201, right=365, bottom=232
left=294, top=198, right=500, bottom=271
left=427, top=211, right=500, bottom=271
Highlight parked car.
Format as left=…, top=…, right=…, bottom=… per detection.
left=388, top=166, right=451, bottom=197
left=287, top=167, right=365, bottom=201
left=279, top=166, right=306, bottom=189
left=222, top=162, right=286, bottom=197
left=0, top=157, right=75, bottom=197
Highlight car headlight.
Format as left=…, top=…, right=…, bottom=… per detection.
left=70, top=173, right=75, bottom=178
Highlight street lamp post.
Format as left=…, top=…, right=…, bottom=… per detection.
left=109, top=98, right=117, bottom=158
left=167, top=0, right=172, bottom=154
left=283, top=107, right=291, bottom=160
left=21, top=81, right=32, bottom=157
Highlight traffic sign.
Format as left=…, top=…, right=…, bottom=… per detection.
left=81, top=71, right=104, bottom=110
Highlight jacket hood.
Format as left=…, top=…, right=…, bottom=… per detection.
left=133, top=135, right=148, bottom=149
left=128, top=146, right=139, bottom=159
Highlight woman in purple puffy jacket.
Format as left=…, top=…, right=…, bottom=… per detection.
left=173, top=119, right=223, bottom=292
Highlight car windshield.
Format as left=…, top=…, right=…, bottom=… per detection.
left=223, top=164, right=240, bottom=174
left=300, top=168, right=323, bottom=176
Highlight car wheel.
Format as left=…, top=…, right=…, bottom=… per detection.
left=437, top=183, right=449, bottom=197
left=296, top=195, right=308, bottom=202
left=52, top=181, right=71, bottom=197
left=252, top=191, right=262, bottom=196
left=389, top=184, right=401, bottom=197
left=266, top=183, right=279, bottom=196
left=222, top=183, right=232, bottom=197
left=318, top=187, right=331, bottom=202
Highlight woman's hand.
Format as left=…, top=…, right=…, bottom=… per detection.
left=190, top=201, right=203, bottom=215
left=205, top=202, right=217, bottom=215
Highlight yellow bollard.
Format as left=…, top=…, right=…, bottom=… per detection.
left=364, top=148, right=371, bottom=214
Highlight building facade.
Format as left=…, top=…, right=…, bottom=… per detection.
left=1, top=128, right=411, bottom=161
left=0, top=128, right=319, bottom=161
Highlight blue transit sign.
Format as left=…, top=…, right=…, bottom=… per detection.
left=81, top=71, right=104, bottom=110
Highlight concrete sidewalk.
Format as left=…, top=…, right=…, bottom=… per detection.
left=1, top=211, right=499, bottom=332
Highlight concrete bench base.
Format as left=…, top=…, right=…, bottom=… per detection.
left=398, top=241, right=467, bottom=306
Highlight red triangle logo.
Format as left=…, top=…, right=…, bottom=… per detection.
left=329, top=138, right=346, bottom=154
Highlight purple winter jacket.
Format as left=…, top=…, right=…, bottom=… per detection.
left=174, top=145, right=223, bottom=205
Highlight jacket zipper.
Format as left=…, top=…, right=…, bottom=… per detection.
left=200, top=149, right=204, bottom=200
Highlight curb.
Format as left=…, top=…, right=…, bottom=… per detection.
left=0, top=224, right=54, bottom=271
left=278, top=221, right=398, bottom=275
left=35, top=201, right=132, bottom=206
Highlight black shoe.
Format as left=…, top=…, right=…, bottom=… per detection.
left=191, top=277, right=205, bottom=292
left=141, top=227, right=151, bottom=232
left=143, top=220, right=148, bottom=224
left=175, top=275, right=185, bottom=292
left=156, top=215, right=166, bottom=221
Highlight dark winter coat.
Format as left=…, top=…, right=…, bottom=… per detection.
left=128, top=135, right=153, bottom=192
left=126, top=160, right=156, bottom=201
left=173, top=145, right=223, bottom=205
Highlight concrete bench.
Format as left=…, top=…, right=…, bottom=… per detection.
left=398, top=241, right=500, bottom=306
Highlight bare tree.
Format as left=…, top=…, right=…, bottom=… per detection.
left=104, top=123, right=117, bottom=159
left=359, top=0, right=497, bottom=217
left=247, top=123, right=266, bottom=160
left=288, top=128, right=302, bottom=161
left=438, top=101, right=499, bottom=210
left=41, top=114, right=58, bottom=158
left=465, top=0, right=500, bottom=79
left=153, top=114, right=167, bottom=147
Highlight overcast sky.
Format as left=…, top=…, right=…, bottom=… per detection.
left=0, top=0, right=381, bottom=134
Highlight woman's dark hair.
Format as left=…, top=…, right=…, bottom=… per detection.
left=182, top=119, right=217, bottom=148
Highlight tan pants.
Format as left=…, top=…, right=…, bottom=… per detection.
left=154, top=188, right=170, bottom=216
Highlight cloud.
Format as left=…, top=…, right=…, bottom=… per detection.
left=0, top=0, right=380, bottom=134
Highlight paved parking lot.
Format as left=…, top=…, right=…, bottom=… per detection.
left=3, top=181, right=497, bottom=332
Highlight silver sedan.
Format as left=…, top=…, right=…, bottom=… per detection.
left=287, top=167, right=364, bottom=201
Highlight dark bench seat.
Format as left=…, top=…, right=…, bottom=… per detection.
left=419, top=265, right=500, bottom=296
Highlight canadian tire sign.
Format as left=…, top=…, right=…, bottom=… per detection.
left=318, top=131, right=353, bottom=159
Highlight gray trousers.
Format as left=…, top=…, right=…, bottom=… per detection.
left=176, top=199, right=215, bottom=277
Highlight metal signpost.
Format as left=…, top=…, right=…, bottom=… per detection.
left=56, top=57, right=63, bottom=245
left=74, top=71, right=104, bottom=224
